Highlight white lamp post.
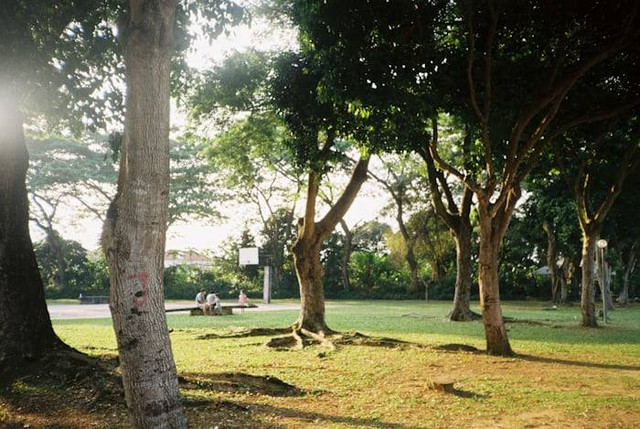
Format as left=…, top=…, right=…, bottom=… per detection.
left=597, top=239, right=608, bottom=323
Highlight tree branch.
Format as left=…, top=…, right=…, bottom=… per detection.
left=316, top=154, right=370, bottom=241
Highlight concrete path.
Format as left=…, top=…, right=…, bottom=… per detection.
left=47, top=301, right=301, bottom=320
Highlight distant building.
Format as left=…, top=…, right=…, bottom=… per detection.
left=164, top=250, right=213, bottom=268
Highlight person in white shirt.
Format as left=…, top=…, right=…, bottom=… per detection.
left=206, top=291, right=222, bottom=315
left=195, top=288, right=210, bottom=315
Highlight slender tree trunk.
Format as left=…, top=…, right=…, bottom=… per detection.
left=598, top=258, right=614, bottom=313
left=0, top=101, right=62, bottom=370
left=580, top=229, right=599, bottom=327
left=292, top=239, right=329, bottom=333
left=448, top=221, right=475, bottom=321
left=46, top=230, right=67, bottom=292
left=542, top=221, right=560, bottom=302
left=397, top=206, right=420, bottom=293
left=339, top=219, right=352, bottom=291
left=406, top=246, right=420, bottom=293
left=101, top=2, right=185, bottom=427
left=618, top=239, right=638, bottom=305
left=477, top=202, right=513, bottom=356
left=558, top=258, right=570, bottom=303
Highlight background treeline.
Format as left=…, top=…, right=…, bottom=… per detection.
left=36, top=201, right=639, bottom=302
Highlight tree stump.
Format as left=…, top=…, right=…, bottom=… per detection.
left=428, top=377, right=456, bottom=393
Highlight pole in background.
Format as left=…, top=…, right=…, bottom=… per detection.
left=597, top=239, right=608, bottom=324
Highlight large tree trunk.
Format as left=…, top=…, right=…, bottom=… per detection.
left=292, top=239, right=329, bottom=333
left=0, top=102, right=62, bottom=370
left=448, top=221, right=475, bottom=321
left=101, top=2, right=186, bottom=427
left=580, top=229, right=599, bottom=327
left=542, top=221, right=560, bottom=302
left=476, top=200, right=513, bottom=356
left=293, top=156, right=369, bottom=335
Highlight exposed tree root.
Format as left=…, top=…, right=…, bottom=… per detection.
left=265, top=335, right=300, bottom=349
left=197, top=327, right=292, bottom=340
left=503, top=317, right=553, bottom=326
left=196, top=325, right=426, bottom=352
left=401, top=312, right=438, bottom=320
left=265, top=330, right=422, bottom=351
left=433, top=343, right=481, bottom=353
left=179, top=372, right=304, bottom=397
left=335, top=332, right=417, bottom=349
left=446, top=309, right=482, bottom=322
left=300, top=328, right=336, bottom=351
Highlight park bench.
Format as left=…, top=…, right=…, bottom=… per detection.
left=78, top=295, right=109, bottom=304
left=165, top=304, right=258, bottom=316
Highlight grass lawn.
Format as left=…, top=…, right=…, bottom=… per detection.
left=4, top=300, right=640, bottom=428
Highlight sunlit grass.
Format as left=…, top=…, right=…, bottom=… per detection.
left=51, top=300, right=640, bottom=428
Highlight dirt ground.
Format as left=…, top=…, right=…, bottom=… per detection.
left=2, top=338, right=639, bottom=428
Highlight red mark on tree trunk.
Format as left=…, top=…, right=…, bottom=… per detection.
left=128, top=273, right=149, bottom=307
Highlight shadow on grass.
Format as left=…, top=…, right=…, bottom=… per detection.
left=0, top=349, right=125, bottom=427
left=238, top=400, right=419, bottom=429
left=450, top=387, right=486, bottom=399
left=179, top=372, right=304, bottom=397
left=184, top=396, right=417, bottom=428
left=515, top=353, right=640, bottom=371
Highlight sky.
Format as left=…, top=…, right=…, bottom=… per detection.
left=29, top=13, right=391, bottom=253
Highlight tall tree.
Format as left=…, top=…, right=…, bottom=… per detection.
left=0, top=103, right=63, bottom=371
left=270, top=52, right=371, bottom=336
left=0, top=0, right=121, bottom=372
left=191, top=48, right=371, bottom=336
left=99, top=2, right=245, bottom=424
left=524, top=168, right=582, bottom=304
left=368, top=154, right=425, bottom=293
left=291, top=0, right=640, bottom=354
left=419, top=117, right=477, bottom=320
left=426, top=0, right=640, bottom=353
left=555, top=118, right=640, bottom=326
left=607, top=170, right=640, bottom=305
left=100, top=1, right=187, bottom=426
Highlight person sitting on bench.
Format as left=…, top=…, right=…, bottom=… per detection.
left=195, top=288, right=211, bottom=315
left=206, top=291, right=222, bottom=315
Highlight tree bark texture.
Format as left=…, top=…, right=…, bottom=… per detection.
left=101, top=1, right=186, bottom=427
left=420, top=141, right=475, bottom=321
left=597, top=255, right=614, bottom=314
left=293, top=156, right=369, bottom=333
left=0, top=102, right=62, bottom=370
left=47, top=230, right=67, bottom=292
left=448, top=221, right=475, bottom=321
left=292, top=239, right=329, bottom=333
left=542, top=221, right=560, bottom=302
left=339, top=219, right=352, bottom=291
left=618, top=239, right=638, bottom=305
left=558, top=258, right=571, bottom=304
left=476, top=199, right=514, bottom=356
left=395, top=199, right=420, bottom=293
left=580, top=229, right=599, bottom=327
